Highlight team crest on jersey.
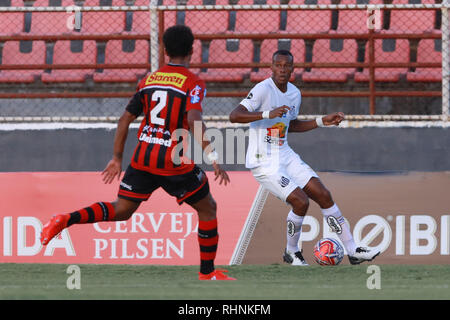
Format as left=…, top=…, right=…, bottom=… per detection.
left=288, top=105, right=297, bottom=118
left=190, top=85, right=203, bottom=104
left=279, top=176, right=290, bottom=188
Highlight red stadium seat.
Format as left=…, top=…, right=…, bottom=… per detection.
left=0, top=41, right=46, bottom=83
left=285, top=0, right=331, bottom=34
left=131, top=11, right=151, bottom=33
left=31, top=0, right=48, bottom=5
left=236, top=0, right=283, bottom=3
left=184, top=0, right=230, bottom=33
left=161, top=0, right=179, bottom=31
left=385, top=0, right=437, bottom=33
left=235, top=11, right=280, bottom=33
left=30, top=0, right=78, bottom=5
left=198, top=39, right=252, bottom=82
left=336, top=0, right=384, bottom=33
left=355, top=39, right=410, bottom=82
left=407, top=39, right=442, bottom=82
left=29, top=0, right=79, bottom=35
left=384, top=0, right=435, bottom=3
left=163, top=11, right=177, bottom=31
left=0, top=0, right=24, bottom=36
left=32, top=0, right=77, bottom=5
left=250, top=39, right=302, bottom=83
left=93, top=39, right=149, bottom=82
left=41, top=40, right=97, bottom=83
left=133, top=0, right=154, bottom=4
left=338, top=0, right=383, bottom=2
left=185, top=11, right=229, bottom=33
left=81, top=0, right=126, bottom=34
left=302, top=39, right=358, bottom=82
left=24, top=1, right=128, bottom=35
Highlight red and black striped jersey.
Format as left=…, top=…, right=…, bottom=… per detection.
left=126, top=63, right=206, bottom=176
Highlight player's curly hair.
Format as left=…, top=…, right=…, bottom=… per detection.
left=163, top=25, right=194, bottom=58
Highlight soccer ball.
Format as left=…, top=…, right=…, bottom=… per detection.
left=313, top=238, right=344, bottom=266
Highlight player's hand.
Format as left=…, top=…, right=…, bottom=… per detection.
left=323, top=112, right=345, bottom=126
left=212, top=162, right=230, bottom=186
left=102, top=157, right=122, bottom=184
left=269, top=105, right=291, bottom=119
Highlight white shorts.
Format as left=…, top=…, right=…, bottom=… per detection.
left=251, top=148, right=318, bottom=202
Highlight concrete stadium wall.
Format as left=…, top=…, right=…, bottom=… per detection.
left=1, top=126, right=449, bottom=172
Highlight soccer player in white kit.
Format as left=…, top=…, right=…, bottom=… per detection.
left=229, top=50, right=380, bottom=265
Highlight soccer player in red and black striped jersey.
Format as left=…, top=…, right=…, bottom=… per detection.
left=40, top=25, right=235, bottom=280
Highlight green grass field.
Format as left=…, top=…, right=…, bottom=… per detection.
left=1, top=263, right=449, bottom=300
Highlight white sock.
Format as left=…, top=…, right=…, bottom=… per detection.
left=321, top=203, right=357, bottom=256
left=286, top=210, right=304, bottom=253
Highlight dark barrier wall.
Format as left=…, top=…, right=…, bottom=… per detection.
left=1, top=127, right=449, bottom=172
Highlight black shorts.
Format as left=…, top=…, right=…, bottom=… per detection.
left=118, top=165, right=210, bottom=205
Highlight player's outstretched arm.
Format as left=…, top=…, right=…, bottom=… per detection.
left=322, top=112, right=345, bottom=126
left=229, top=105, right=291, bottom=123
left=102, top=110, right=137, bottom=184
left=289, top=112, right=345, bottom=133
left=187, top=109, right=230, bottom=186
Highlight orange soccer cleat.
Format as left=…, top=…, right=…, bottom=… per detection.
left=40, top=214, right=70, bottom=245
left=198, top=269, right=236, bottom=281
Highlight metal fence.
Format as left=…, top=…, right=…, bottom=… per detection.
left=0, top=1, right=448, bottom=122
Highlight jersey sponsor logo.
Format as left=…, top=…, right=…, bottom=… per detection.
left=264, top=122, right=287, bottom=146
left=139, top=125, right=172, bottom=147
left=139, top=132, right=173, bottom=147
left=246, top=92, right=253, bottom=99
left=142, top=125, right=171, bottom=136
left=190, top=85, right=203, bottom=104
left=266, top=122, right=287, bottom=138
left=145, top=72, right=187, bottom=88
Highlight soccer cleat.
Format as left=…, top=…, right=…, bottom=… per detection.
left=283, top=249, right=309, bottom=266
left=348, top=247, right=380, bottom=265
left=198, top=269, right=236, bottom=280
left=40, top=214, right=70, bottom=246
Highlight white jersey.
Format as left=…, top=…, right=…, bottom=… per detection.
left=240, top=77, right=302, bottom=169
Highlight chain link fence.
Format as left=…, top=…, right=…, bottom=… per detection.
left=0, top=1, right=447, bottom=121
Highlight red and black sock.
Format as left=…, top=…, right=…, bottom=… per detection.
left=197, top=219, right=218, bottom=275
left=66, top=202, right=116, bottom=226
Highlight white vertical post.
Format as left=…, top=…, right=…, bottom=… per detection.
left=229, top=186, right=269, bottom=265
left=150, top=0, right=159, bottom=73
left=442, top=0, right=449, bottom=121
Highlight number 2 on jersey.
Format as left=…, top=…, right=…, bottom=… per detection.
left=150, top=90, right=167, bottom=126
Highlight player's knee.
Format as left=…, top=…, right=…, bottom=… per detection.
left=205, top=197, right=217, bottom=217
left=195, top=195, right=217, bottom=221
left=289, top=194, right=309, bottom=214
left=112, top=200, right=139, bottom=221
left=210, top=198, right=217, bottom=213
